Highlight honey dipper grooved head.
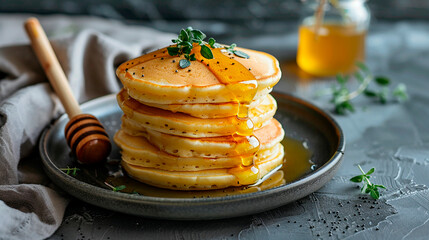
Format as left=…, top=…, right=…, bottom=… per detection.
left=64, top=114, right=111, bottom=164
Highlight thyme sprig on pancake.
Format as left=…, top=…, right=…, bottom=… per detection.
left=224, top=43, right=250, bottom=59
left=167, top=27, right=249, bottom=68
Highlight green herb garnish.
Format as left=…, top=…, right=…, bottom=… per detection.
left=167, top=27, right=213, bottom=68
left=327, top=62, right=408, bottom=114
left=350, top=165, right=386, bottom=199
left=60, top=167, right=80, bottom=176
left=113, top=185, right=126, bottom=192
left=104, top=182, right=126, bottom=192
left=208, top=37, right=221, bottom=48
left=167, top=27, right=249, bottom=68
left=224, top=43, right=250, bottom=59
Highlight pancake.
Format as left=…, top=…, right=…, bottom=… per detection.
left=116, top=46, right=281, bottom=105
left=121, top=144, right=284, bottom=190
left=140, top=95, right=265, bottom=119
left=117, top=89, right=277, bottom=138
left=114, top=33, right=285, bottom=191
left=114, top=127, right=282, bottom=171
left=121, top=117, right=284, bottom=158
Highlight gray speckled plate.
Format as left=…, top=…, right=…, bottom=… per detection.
left=39, top=92, right=345, bottom=220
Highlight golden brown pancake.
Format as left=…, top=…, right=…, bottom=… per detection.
left=121, top=144, right=284, bottom=190
left=116, top=46, right=281, bottom=105
left=115, top=128, right=283, bottom=172
left=139, top=96, right=265, bottom=119
left=117, top=89, right=277, bottom=138
left=120, top=117, right=284, bottom=158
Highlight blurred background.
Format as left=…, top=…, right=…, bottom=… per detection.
left=1, top=0, right=428, bottom=59
left=1, top=0, right=428, bottom=92
left=1, top=0, right=428, bottom=38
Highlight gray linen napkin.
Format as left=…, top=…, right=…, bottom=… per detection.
left=0, top=14, right=173, bottom=240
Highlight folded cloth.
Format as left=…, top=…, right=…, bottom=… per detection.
left=0, top=14, right=173, bottom=239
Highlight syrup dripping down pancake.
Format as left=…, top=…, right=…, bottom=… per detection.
left=117, top=89, right=277, bottom=138
left=120, top=117, right=284, bottom=158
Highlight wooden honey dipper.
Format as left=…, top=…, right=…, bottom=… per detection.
left=25, top=18, right=111, bottom=164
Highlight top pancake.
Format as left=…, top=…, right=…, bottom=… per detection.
left=116, top=45, right=281, bottom=105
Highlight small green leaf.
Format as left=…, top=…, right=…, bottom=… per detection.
left=350, top=175, right=364, bottom=182
left=375, top=184, right=386, bottom=189
left=191, top=30, right=206, bottom=41
left=364, top=186, right=372, bottom=193
left=179, top=59, right=191, bottom=68
left=167, top=46, right=180, bottom=56
left=370, top=189, right=380, bottom=199
left=334, top=100, right=355, bottom=115
left=189, top=53, right=196, bottom=61
left=364, top=90, right=377, bottom=97
left=343, top=101, right=355, bottom=111
left=233, top=50, right=250, bottom=59
left=179, top=29, right=189, bottom=41
left=113, top=185, right=126, bottom=192
left=182, top=46, right=192, bottom=54
left=393, top=83, right=408, bottom=102
left=208, top=38, right=215, bottom=47
left=225, top=43, right=236, bottom=51
left=200, top=45, right=214, bottom=59
left=366, top=168, right=375, bottom=176
left=378, top=87, right=389, bottom=104
left=375, top=77, right=390, bottom=86
left=178, top=41, right=193, bottom=48
left=356, top=62, right=369, bottom=73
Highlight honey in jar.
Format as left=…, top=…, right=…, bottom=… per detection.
left=297, top=0, right=370, bottom=77
left=297, top=23, right=366, bottom=76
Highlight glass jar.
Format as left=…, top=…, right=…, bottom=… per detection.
left=297, top=0, right=370, bottom=77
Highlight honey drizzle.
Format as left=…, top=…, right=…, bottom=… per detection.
left=119, top=44, right=262, bottom=186
left=194, top=45, right=261, bottom=185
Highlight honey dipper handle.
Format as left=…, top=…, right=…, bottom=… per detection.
left=24, top=17, right=81, bottom=118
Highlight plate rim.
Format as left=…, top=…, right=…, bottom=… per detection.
left=39, top=92, right=345, bottom=205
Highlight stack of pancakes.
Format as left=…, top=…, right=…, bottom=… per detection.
left=114, top=44, right=284, bottom=190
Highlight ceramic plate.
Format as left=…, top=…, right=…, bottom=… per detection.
left=39, top=92, right=345, bottom=220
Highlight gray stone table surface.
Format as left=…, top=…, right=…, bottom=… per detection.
left=49, top=21, right=429, bottom=240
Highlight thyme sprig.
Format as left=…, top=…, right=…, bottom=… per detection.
left=328, top=63, right=408, bottom=114
left=167, top=27, right=249, bottom=68
left=60, top=167, right=80, bottom=176
left=104, top=182, right=126, bottom=192
left=224, top=43, right=250, bottom=59
left=167, top=27, right=214, bottom=68
left=350, top=165, right=386, bottom=199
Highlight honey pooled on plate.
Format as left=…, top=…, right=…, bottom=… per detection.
left=107, top=136, right=313, bottom=198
